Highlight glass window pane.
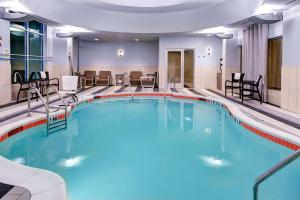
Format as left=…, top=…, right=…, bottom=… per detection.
left=10, top=26, right=26, bottom=83
left=168, top=51, right=182, bottom=83
left=28, top=59, right=42, bottom=78
left=29, top=33, right=42, bottom=56
left=29, top=21, right=43, bottom=34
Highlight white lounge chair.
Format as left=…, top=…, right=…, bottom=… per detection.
left=60, top=76, right=79, bottom=103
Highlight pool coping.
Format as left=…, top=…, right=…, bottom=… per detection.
left=0, top=92, right=299, bottom=200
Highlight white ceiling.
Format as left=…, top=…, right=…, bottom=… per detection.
left=20, top=0, right=263, bottom=33
left=66, top=0, right=225, bottom=13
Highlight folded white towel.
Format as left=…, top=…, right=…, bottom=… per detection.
left=40, top=71, right=47, bottom=79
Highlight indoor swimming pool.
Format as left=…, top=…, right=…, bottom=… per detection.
left=0, top=98, right=299, bottom=200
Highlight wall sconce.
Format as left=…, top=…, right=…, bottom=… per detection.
left=117, top=48, right=125, bottom=58
left=206, top=47, right=212, bottom=56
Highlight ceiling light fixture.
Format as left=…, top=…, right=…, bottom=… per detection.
left=56, top=25, right=92, bottom=34
left=94, top=38, right=99, bottom=41
left=195, top=26, right=235, bottom=35
left=134, top=38, right=139, bottom=42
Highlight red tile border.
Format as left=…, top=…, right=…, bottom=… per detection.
left=1, top=93, right=299, bottom=151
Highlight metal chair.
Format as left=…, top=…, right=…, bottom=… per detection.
left=37, top=71, right=60, bottom=96
left=225, top=73, right=245, bottom=98
left=15, top=72, right=39, bottom=103
left=241, top=75, right=263, bottom=104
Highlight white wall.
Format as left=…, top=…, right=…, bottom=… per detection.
left=158, top=36, right=222, bottom=90
left=44, top=27, right=71, bottom=90
left=0, top=18, right=11, bottom=105
left=222, top=34, right=241, bottom=92
left=79, top=41, right=158, bottom=68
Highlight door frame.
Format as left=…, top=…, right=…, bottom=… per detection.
left=166, top=49, right=184, bottom=89
left=183, top=49, right=195, bottom=89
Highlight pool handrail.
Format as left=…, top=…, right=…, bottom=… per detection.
left=253, top=149, right=300, bottom=200
left=165, top=73, right=174, bottom=98
left=124, top=73, right=134, bottom=101
left=27, top=86, right=50, bottom=116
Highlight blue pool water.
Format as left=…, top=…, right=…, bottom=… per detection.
left=1, top=98, right=300, bottom=200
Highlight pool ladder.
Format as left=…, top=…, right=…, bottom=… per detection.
left=27, top=86, right=68, bottom=136
left=253, top=149, right=300, bottom=200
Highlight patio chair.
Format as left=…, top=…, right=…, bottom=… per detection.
left=225, top=73, right=245, bottom=98
left=84, top=71, right=96, bottom=86
left=241, top=75, right=263, bottom=104
left=37, top=71, right=60, bottom=95
left=60, top=76, right=79, bottom=103
left=95, top=71, right=112, bottom=86
left=130, top=71, right=142, bottom=86
left=15, top=72, right=39, bottom=103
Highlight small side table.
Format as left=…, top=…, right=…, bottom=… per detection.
left=140, top=76, right=156, bottom=89
left=115, top=74, right=125, bottom=86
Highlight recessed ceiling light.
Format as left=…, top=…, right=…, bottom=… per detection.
left=94, top=38, right=99, bottom=41
left=134, top=38, right=139, bottom=42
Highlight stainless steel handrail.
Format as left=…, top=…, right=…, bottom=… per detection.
left=253, top=149, right=300, bottom=200
left=27, top=87, right=49, bottom=117
left=165, top=73, right=174, bottom=98
left=124, top=73, right=134, bottom=101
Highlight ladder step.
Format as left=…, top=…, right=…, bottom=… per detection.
left=48, top=127, right=66, bottom=135
left=48, top=123, right=66, bottom=130
left=49, top=120, right=65, bottom=126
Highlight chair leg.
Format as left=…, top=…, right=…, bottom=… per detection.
left=257, top=86, right=262, bottom=104
left=231, top=83, right=233, bottom=96
left=17, top=87, right=22, bottom=103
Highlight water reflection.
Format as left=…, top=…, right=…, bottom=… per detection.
left=198, top=155, right=230, bottom=168
left=58, top=155, right=86, bottom=168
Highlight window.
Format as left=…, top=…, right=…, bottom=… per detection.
left=10, top=20, right=44, bottom=83
left=267, top=38, right=282, bottom=90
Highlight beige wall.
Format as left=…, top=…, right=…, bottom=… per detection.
left=281, top=67, right=300, bottom=113
left=0, top=62, right=12, bottom=104
left=195, top=66, right=220, bottom=91
left=268, top=89, right=281, bottom=106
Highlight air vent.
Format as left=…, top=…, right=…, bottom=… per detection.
left=215, top=33, right=233, bottom=39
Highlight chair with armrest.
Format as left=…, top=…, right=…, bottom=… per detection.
left=241, top=74, right=263, bottom=104
left=37, top=71, right=60, bottom=95
left=15, top=71, right=39, bottom=103
left=84, top=71, right=96, bottom=86
left=130, top=71, right=142, bottom=86
left=96, top=71, right=112, bottom=86
left=225, top=73, right=245, bottom=98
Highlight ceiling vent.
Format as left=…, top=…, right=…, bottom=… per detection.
left=215, top=33, right=233, bottom=39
